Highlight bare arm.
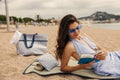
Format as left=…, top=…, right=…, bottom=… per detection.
left=60, top=42, right=94, bottom=72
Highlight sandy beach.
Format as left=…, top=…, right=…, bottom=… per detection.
left=0, top=24, right=120, bottom=80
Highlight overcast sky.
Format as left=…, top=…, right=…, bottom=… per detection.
left=0, top=0, right=120, bottom=19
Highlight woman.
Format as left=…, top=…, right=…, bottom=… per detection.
left=55, top=14, right=120, bottom=76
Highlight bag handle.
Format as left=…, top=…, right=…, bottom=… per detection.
left=23, top=33, right=37, bottom=48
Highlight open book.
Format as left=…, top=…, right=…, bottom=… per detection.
left=78, top=51, right=102, bottom=64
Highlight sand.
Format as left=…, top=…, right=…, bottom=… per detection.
left=0, top=24, right=120, bottom=80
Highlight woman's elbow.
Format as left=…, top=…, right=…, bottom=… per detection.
left=60, top=67, right=66, bottom=72
left=60, top=67, right=71, bottom=72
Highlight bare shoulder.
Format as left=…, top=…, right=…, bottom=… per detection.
left=66, top=41, right=74, bottom=48
left=64, top=41, right=76, bottom=53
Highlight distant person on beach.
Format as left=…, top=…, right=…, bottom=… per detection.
left=55, top=14, right=120, bottom=77
left=15, top=22, right=19, bottom=30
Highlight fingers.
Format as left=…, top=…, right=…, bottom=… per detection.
left=87, top=61, right=94, bottom=66
left=95, top=53, right=106, bottom=60
left=82, top=61, right=94, bottom=69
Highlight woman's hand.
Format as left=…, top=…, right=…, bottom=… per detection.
left=80, top=61, right=94, bottom=69
left=95, top=44, right=107, bottom=60
left=94, top=51, right=106, bottom=60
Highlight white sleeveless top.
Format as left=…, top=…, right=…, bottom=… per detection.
left=71, top=36, right=120, bottom=76
left=71, top=36, right=98, bottom=56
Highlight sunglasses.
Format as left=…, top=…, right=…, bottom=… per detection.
left=68, top=25, right=82, bottom=33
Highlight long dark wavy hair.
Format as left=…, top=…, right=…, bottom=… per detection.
left=55, top=14, right=79, bottom=60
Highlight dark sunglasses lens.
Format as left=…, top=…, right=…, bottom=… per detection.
left=70, top=29, right=76, bottom=33
left=76, top=26, right=80, bottom=30
left=69, top=25, right=81, bottom=33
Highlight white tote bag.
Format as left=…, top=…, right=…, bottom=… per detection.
left=16, top=33, right=48, bottom=56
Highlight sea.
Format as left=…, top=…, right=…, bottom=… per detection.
left=82, top=23, right=120, bottom=30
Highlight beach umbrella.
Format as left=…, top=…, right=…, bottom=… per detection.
left=0, top=0, right=10, bottom=31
